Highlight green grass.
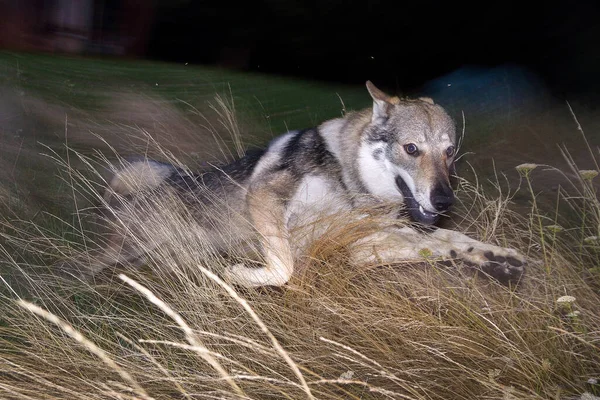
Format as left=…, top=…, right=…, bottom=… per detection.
left=0, top=51, right=370, bottom=136
left=0, top=51, right=370, bottom=229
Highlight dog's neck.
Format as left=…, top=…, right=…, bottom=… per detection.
left=318, top=109, right=373, bottom=196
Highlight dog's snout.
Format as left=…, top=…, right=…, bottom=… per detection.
left=433, top=196, right=453, bottom=211
left=431, top=184, right=454, bottom=212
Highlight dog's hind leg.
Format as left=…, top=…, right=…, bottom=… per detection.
left=224, top=175, right=296, bottom=287
left=55, top=229, right=151, bottom=282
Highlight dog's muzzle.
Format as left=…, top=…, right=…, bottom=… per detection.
left=430, top=182, right=454, bottom=212
left=395, top=176, right=453, bottom=225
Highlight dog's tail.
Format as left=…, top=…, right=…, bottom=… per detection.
left=104, top=159, right=175, bottom=203
left=53, top=159, right=176, bottom=283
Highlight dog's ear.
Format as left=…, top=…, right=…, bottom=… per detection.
left=419, top=97, right=435, bottom=104
left=366, top=81, right=397, bottom=122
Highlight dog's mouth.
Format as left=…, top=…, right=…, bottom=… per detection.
left=395, top=175, right=440, bottom=225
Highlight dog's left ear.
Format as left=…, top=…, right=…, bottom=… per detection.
left=366, top=81, right=399, bottom=122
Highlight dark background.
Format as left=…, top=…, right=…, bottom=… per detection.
left=1, top=0, right=599, bottom=101
left=146, top=1, right=600, bottom=100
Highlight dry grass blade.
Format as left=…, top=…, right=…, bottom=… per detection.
left=119, top=274, right=246, bottom=398
left=176, top=267, right=316, bottom=400
left=2, top=90, right=600, bottom=400
left=16, top=300, right=154, bottom=400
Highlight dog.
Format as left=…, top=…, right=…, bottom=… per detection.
left=74, top=81, right=525, bottom=287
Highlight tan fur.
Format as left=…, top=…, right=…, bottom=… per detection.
left=226, top=172, right=296, bottom=286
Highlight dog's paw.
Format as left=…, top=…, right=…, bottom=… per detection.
left=223, top=263, right=291, bottom=288
left=222, top=263, right=248, bottom=286
left=453, top=244, right=526, bottom=285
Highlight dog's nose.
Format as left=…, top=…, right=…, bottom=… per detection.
left=432, top=195, right=454, bottom=211
left=431, top=184, right=455, bottom=212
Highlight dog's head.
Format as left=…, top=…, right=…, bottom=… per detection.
left=358, top=81, right=457, bottom=225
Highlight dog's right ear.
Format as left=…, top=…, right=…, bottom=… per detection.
left=366, top=81, right=397, bottom=122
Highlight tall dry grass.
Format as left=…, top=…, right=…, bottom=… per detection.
left=1, top=93, right=599, bottom=400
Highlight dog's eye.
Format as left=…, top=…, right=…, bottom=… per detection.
left=404, top=143, right=419, bottom=156
left=446, top=146, right=455, bottom=157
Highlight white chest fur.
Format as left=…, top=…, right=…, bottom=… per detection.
left=285, top=175, right=349, bottom=229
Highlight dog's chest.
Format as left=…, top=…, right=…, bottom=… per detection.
left=284, top=174, right=349, bottom=228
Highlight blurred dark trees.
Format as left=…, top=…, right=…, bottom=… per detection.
left=0, top=0, right=154, bottom=55
left=1, top=0, right=599, bottom=98
left=147, top=0, right=600, bottom=97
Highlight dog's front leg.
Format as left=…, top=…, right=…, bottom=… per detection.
left=428, top=228, right=526, bottom=284
left=352, top=226, right=526, bottom=284
left=224, top=176, right=295, bottom=287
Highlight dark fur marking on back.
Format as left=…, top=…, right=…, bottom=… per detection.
left=221, top=148, right=267, bottom=181
left=279, top=128, right=342, bottom=177
left=165, top=148, right=267, bottom=191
